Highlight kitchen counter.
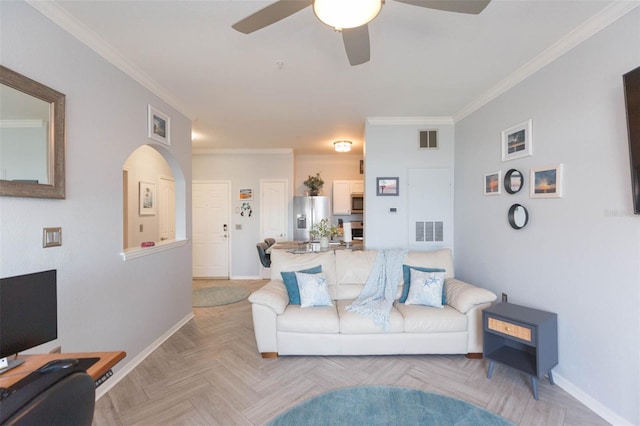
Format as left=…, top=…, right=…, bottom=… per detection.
left=267, top=240, right=363, bottom=254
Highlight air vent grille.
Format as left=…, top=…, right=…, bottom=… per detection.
left=419, top=130, right=438, bottom=149
left=415, top=221, right=444, bottom=242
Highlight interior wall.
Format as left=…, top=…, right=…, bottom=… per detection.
left=192, top=151, right=294, bottom=278
left=363, top=121, right=455, bottom=249
left=454, top=10, right=640, bottom=424
left=0, top=1, right=193, bottom=373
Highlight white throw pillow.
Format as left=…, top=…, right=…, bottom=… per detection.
left=295, top=272, right=334, bottom=308
left=405, top=269, right=446, bottom=308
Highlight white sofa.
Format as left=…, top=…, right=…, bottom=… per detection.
left=248, top=248, right=497, bottom=358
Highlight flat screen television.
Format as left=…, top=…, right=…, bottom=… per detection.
left=0, top=270, right=57, bottom=374
left=623, top=65, right=640, bottom=215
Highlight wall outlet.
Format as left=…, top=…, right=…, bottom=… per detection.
left=502, top=293, right=508, bottom=303
left=49, top=345, right=62, bottom=354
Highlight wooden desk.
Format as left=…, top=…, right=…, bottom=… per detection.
left=0, top=351, right=126, bottom=388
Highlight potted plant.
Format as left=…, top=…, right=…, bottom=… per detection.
left=304, top=173, right=324, bottom=196
left=310, top=218, right=339, bottom=249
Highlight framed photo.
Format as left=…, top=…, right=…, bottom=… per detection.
left=484, top=171, right=502, bottom=195
left=148, top=104, right=170, bottom=145
left=139, top=181, right=156, bottom=215
left=530, top=164, right=563, bottom=198
left=239, top=188, right=253, bottom=200
left=502, top=119, right=532, bottom=162
left=376, top=177, right=399, bottom=196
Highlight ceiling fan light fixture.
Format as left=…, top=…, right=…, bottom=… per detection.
left=313, top=0, right=383, bottom=30
left=334, top=140, right=353, bottom=152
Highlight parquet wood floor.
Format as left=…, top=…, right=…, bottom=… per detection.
left=92, top=279, right=607, bottom=425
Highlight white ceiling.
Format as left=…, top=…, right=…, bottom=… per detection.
left=32, top=0, right=626, bottom=155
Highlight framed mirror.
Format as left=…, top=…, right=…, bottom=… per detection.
left=504, top=169, right=523, bottom=194
left=0, top=66, right=65, bottom=199
left=508, top=204, right=529, bottom=229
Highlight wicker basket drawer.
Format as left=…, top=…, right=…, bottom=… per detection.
left=488, top=318, right=532, bottom=342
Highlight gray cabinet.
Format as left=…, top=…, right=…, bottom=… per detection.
left=483, top=302, right=558, bottom=400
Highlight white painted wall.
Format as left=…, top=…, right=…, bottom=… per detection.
left=192, top=151, right=294, bottom=278
left=454, top=10, right=640, bottom=425
left=363, top=120, right=455, bottom=249
left=0, top=1, right=193, bottom=375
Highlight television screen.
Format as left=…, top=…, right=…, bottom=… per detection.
left=623, top=65, right=640, bottom=215
left=0, top=270, right=57, bottom=359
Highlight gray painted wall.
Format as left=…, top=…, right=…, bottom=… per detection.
left=454, top=10, right=640, bottom=424
left=0, top=1, right=193, bottom=374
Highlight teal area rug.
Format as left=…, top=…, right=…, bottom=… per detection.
left=192, top=286, right=250, bottom=307
left=268, top=386, right=514, bottom=426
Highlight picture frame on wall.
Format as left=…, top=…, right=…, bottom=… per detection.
left=139, top=181, right=156, bottom=215
left=148, top=104, right=170, bottom=145
left=530, top=164, right=563, bottom=198
left=502, top=119, right=532, bottom=161
left=484, top=171, right=502, bottom=195
left=239, top=188, right=253, bottom=200
left=376, top=177, right=399, bottom=196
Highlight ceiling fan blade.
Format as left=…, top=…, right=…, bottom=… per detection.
left=232, top=0, right=312, bottom=34
left=394, top=0, right=490, bottom=15
left=342, top=25, right=370, bottom=66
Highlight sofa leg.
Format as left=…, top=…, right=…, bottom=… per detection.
left=261, top=352, right=278, bottom=359
left=466, top=353, right=483, bottom=359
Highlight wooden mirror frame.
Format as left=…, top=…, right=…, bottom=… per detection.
left=0, top=66, right=65, bottom=199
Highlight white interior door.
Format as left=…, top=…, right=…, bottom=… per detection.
left=261, top=179, right=288, bottom=242
left=193, top=181, right=230, bottom=278
left=159, top=176, right=175, bottom=242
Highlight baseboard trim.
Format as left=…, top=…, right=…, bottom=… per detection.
left=94, top=312, right=195, bottom=400
left=553, top=372, right=632, bottom=426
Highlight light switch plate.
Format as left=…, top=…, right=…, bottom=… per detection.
left=43, top=227, right=62, bottom=248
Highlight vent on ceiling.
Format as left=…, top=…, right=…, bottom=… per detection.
left=419, top=130, right=438, bottom=149
left=415, top=221, right=444, bottom=242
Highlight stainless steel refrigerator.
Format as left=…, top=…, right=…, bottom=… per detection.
left=293, top=196, right=329, bottom=241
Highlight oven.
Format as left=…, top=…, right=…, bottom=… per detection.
left=350, top=221, right=364, bottom=240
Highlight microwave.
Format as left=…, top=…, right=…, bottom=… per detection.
left=350, top=193, right=364, bottom=214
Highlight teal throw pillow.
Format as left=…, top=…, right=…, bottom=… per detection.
left=281, top=265, right=322, bottom=305
left=400, top=265, right=446, bottom=304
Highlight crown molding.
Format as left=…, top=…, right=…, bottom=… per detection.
left=25, top=0, right=194, bottom=120
left=366, top=117, right=454, bottom=126
left=454, top=0, right=640, bottom=122
left=192, top=148, right=294, bottom=156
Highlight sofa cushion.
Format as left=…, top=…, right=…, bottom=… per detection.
left=271, top=250, right=338, bottom=297
left=396, top=304, right=467, bottom=333
left=334, top=250, right=377, bottom=299
left=278, top=305, right=340, bottom=333
left=403, top=249, right=455, bottom=279
left=336, top=300, right=404, bottom=334
left=405, top=270, right=445, bottom=308
left=281, top=265, right=322, bottom=305
left=400, top=265, right=446, bottom=303
left=296, top=272, right=333, bottom=308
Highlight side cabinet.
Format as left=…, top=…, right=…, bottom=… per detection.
left=483, top=302, right=558, bottom=400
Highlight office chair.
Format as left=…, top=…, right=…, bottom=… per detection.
left=256, top=242, right=271, bottom=268
left=264, top=238, right=276, bottom=247
left=1, top=369, right=95, bottom=426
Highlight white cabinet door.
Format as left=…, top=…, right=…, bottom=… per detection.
left=351, top=181, right=364, bottom=194
left=333, top=181, right=352, bottom=214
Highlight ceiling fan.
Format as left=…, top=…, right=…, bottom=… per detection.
left=232, top=0, right=491, bottom=66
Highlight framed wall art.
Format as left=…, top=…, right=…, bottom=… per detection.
left=376, top=177, right=399, bottom=196
left=502, top=119, right=532, bottom=162
left=530, top=164, right=563, bottom=198
left=148, top=104, right=170, bottom=145
left=239, top=188, right=253, bottom=200
left=484, top=171, right=502, bottom=195
left=139, top=181, right=156, bottom=215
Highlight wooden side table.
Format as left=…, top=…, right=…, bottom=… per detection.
left=483, top=303, right=558, bottom=399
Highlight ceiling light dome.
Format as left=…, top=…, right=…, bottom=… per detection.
left=334, top=140, right=353, bottom=152
left=313, top=0, right=383, bottom=30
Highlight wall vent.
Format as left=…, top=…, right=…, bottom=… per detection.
left=415, top=221, right=444, bottom=242
left=419, top=130, right=438, bottom=149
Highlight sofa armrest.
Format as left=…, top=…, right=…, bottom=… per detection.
left=445, top=278, right=497, bottom=314
left=248, top=280, right=289, bottom=315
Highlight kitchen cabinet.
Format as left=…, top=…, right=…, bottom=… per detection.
left=333, top=180, right=363, bottom=215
